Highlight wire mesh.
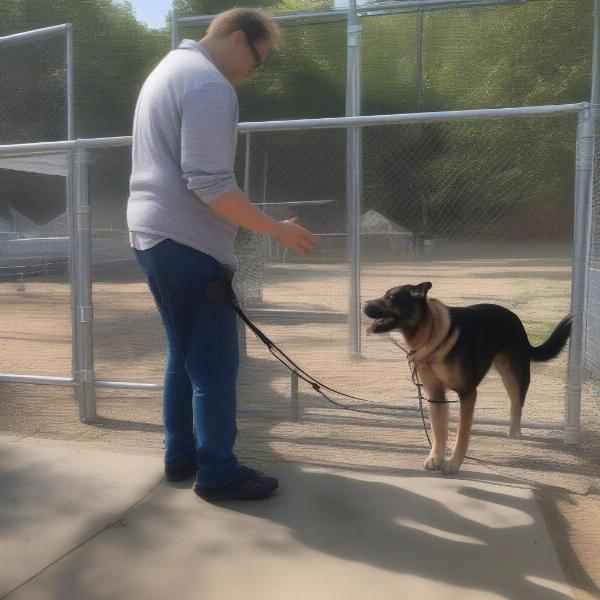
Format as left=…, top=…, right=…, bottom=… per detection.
left=362, top=0, right=592, bottom=114
left=239, top=128, right=347, bottom=311
left=86, top=146, right=156, bottom=383
left=362, top=117, right=576, bottom=246
left=0, top=29, right=73, bottom=432
left=0, top=35, right=68, bottom=143
left=0, top=152, right=71, bottom=377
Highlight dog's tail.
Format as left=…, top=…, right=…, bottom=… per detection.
left=529, top=315, right=573, bottom=362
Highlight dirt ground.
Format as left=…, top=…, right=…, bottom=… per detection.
left=0, top=256, right=598, bottom=599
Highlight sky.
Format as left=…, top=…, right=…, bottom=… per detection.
left=126, top=0, right=348, bottom=30
left=126, top=0, right=173, bottom=29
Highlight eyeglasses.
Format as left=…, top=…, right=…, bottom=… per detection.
left=244, top=33, right=263, bottom=70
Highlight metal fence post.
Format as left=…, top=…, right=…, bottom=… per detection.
left=585, top=0, right=600, bottom=377
left=244, top=131, right=251, bottom=195
left=238, top=132, right=252, bottom=362
left=592, top=0, right=600, bottom=117
left=565, top=106, right=595, bottom=444
left=66, top=23, right=74, bottom=140
left=66, top=27, right=76, bottom=395
left=346, top=0, right=363, bottom=359
left=416, top=8, right=424, bottom=112
left=171, top=9, right=179, bottom=50
left=67, top=149, right=78, bottom=406
left=73, top=145, right=96, bottom=422
left=291, top=372, right=299, bottom=419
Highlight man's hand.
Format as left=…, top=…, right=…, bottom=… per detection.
left=274, top=217, right=318, bottom=256
left=208, top=191, right=318, bottom=255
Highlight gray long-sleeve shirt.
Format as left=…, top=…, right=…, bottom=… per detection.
left=127, top=40, right=241, bottom=268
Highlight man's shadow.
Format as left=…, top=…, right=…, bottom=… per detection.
left=214, top=464, right=577, bottom=600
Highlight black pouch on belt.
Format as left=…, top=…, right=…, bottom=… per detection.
left=206, top=269, right=237, bottom=304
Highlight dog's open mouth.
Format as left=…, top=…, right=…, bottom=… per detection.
left=366, top=317, right=396, bottom=336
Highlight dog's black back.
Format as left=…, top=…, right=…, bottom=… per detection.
left=446, top=304, right=529, bottom=389
left=447, top=303, right=571, bottom=390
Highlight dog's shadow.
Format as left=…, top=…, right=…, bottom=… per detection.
left=216, top=465, right=578, bottom=600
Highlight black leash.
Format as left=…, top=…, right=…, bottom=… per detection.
left=232, top=300, right=406, bottom=417
left=229, top=295, right=457, bottom=443
left=387, top=336, right=446, bottom=449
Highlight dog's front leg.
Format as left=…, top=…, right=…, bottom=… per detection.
left=443, top=390, right=477, bottom=475
left=424, top=390, right=448, bottom=471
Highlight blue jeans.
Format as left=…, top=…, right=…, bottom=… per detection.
left=135, top=239, right=240, bottom=486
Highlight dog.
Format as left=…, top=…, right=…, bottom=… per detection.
left=362, top=282, right=572, bottom=475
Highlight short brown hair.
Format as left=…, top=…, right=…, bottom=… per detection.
left=207, top=8, right=282, bottom=49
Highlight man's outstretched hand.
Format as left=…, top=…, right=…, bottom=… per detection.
left=275, top=217, right=318, bottom=256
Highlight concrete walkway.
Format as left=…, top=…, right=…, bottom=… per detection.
left=0, top=435, right=573, bottom=600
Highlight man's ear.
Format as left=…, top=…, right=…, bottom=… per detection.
left=229, top=30, right=245, bottom=49
left=410, top=281, right=432, bottom=299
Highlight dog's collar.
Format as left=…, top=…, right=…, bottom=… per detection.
left=410, top=322, right=457, bottom=364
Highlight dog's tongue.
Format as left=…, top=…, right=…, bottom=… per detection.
left=365, top=322, right=375, bottom=336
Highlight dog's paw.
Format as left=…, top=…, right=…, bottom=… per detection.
left=441, top=457, right=461, bottom=476
left=424, top=453, right=445, bottom=471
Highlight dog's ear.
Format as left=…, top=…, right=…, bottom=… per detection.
left=410, top=282, right=432, bottom=299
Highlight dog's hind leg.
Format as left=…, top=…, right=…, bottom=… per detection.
left=443, top=390, right=476, bottom=475
left=495, top=353, right=530, bottom=439
left=424, top=389, right=449, bottom=471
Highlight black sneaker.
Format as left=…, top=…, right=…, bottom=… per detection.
left=193, top=466, right=279, bottom=501
left=164, top=459, right=196, bottom=482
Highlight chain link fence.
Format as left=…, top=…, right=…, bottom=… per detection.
left=66, top=111, right=578, bottom=426
left=364, top=0, right=592, bottom=115
left=0, top=2, right=596, bottom=436
left=0, top=34, right=68, bottom=143
left=0, top=151, right=71, bottom=380
left=0, top=26, right=72, bottom=389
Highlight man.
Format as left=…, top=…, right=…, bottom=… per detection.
left=127, top=8, right=317, bottom=501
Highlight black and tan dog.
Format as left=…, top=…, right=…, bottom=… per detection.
left=362, top=282, right=572, bottom=475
